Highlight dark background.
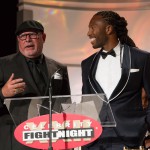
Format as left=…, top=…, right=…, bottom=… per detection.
left=0, top=0, right=18, bottom=57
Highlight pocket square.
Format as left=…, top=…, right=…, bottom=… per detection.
left=130, top=68, right=140, bottom=73
left=54, top=73, right=62, bottom=79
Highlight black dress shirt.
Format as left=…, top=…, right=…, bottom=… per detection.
left=26, top=55, right=48, bottom=95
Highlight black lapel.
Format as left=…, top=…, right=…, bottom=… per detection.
left=44, top=57, right=61, bottom=96
left=88, top=50, right=104, bottom=94
left=109, top=44, right=131, bottom=101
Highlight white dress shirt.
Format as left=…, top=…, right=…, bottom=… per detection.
left=95, top=43, right=122, bottom=99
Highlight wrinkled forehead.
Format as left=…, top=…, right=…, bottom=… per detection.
left=18, top=29, right=42, bottom=36
left=19, top=31, right=39, bottom=35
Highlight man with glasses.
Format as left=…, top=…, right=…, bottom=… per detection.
left=0, top=20, right=71, bottom=150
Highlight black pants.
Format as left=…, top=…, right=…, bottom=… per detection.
left=82, top=143, right=124, bottom=150
left=0, top=113, right=37, bottom=150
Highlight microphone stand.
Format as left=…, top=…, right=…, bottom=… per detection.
left=48, top=81, right=53, bottom=150
left=48, top=68, right=60, bottom=150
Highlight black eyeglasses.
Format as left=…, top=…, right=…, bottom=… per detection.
left=18, top=32, right=40, bottom=40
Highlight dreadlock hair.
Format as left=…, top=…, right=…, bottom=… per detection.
left=93, top=11, right=136, bottom=47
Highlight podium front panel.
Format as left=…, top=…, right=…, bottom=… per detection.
left=4, top=94, right=116, bottom=127
left=4, top=94, right=116, bottom=149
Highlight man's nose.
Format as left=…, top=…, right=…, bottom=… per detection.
left=87, top=29, right=92, bottom=37
left=25, top=35, right=32, bottom=41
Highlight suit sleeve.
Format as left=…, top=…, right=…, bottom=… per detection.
left=60, top=66, right=71, bottom=95
left=0, top=59, right=5, bottom=107
left=144, top=53, right=150, bottom=130
left=81, top=60, right=87, bottom=94
left=81, top=60, right=92, bottom=94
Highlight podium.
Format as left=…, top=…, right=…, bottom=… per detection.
left=4, top=94, right=116, bottom=149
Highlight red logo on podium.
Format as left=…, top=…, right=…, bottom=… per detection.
left=14, top=113, right=102, bottom=149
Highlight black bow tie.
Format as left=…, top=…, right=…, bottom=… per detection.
left=100, top=49, right=116, bottom=59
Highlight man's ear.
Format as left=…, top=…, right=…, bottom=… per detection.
left=106, top=25, right=113, bottom=35
left=42, top=33, right=46, bottom=42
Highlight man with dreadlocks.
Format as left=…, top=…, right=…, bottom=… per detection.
left=81, top=10, right=150, bottom=150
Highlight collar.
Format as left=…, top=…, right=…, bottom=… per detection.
left=102, top=42, right=121, bottom=56
left=26, top=54, right=44, bottom=64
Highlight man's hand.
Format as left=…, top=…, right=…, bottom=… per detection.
left=2, top=73, right=26, bottom=97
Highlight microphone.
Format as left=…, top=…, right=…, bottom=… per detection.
left=49, top=68, right=61, bottom=88
left=48, top=68, right=61, bottom=150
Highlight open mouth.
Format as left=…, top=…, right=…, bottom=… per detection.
left=25, top=45, right=34, bottom=48
left=90, top=38, right=96, bottom=45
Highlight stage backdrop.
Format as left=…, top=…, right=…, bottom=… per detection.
left=18, top=0, right=150, bottom=95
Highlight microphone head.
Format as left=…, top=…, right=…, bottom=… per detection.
left=53, top=72, right=62, bottom=80
left=49, top=68, right=61, bottom=86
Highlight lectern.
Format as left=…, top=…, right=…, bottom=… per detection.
left=4, top=94, right=116, bottom=149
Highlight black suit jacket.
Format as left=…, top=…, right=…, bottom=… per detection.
left=81, top=44, right=150, bottom=147
left=0, top=52, right=70, bottom=98
left=0, top=52, right=71, bottom=150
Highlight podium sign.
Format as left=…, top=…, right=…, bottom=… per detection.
left=4, top=94, right=116, bottom=149
left=14, top=113, right=102, bottom=149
